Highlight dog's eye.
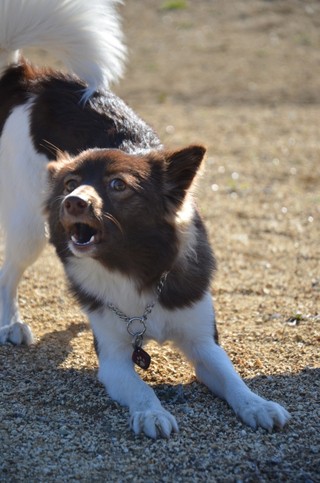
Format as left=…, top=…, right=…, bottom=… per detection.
left=65, top=179, right=78, bottom=193
left=110, top=178, right=126, bottom=192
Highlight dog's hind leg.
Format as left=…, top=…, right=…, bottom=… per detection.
left=0, top=214, right=47, bottom=345
left=0, top=103, right=48, bottom=345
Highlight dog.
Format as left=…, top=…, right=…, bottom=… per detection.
left=0, top=0, right=290, bottom=438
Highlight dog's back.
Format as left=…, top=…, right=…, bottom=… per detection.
left=0, top=61, right=161, bottom=158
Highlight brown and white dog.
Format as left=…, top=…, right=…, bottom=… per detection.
left=0, top=0, right=290, bottom=438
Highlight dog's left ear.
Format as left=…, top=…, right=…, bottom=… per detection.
left=47, top=161, right=59, bottom=180
left=164, top=145, right=206, bottom=205
left=47, top=152, right=72, bottom=180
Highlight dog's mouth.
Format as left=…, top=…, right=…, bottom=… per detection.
left=68, top=223, right=102, bottom=251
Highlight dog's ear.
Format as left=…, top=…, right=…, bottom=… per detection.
left=47, top=161, right=59, bottom=180
left=47, top=152, right=72, bottom=180
left=164, top=145, right=206, bottom=205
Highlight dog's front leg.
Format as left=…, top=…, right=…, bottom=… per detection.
left=174, top=296, right=291, bottom=431
left=191, top=341, right=291, bottom=431
left=90, top=313, right=178, bottom=438
left=97, top=355, right=178, bottom=438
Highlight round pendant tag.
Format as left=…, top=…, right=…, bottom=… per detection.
left=127, top=317, right=146, bottom=337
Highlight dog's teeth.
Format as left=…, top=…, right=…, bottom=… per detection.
left=71, top=235, right=95, bottom=246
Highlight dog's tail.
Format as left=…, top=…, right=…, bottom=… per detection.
left=0, top=0, right=126, bottom=98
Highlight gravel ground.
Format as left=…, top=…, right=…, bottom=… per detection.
left=1, top=1, right=320, bottom=481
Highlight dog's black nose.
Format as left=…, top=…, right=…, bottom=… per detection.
left=64, top=196, right=88, bottom=216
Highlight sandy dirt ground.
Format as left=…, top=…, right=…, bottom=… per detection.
left=0, top=1, right=319, bottom=481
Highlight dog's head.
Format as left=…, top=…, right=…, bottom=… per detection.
left=46, top=146, right=205, bottom=285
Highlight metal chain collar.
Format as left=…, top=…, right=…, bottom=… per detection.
left=105, top=272, right=168, bottom=346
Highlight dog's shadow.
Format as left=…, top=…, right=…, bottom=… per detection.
left=2, top=325, right=318, bottom=433
left=35, top=321, right=91, bottom=366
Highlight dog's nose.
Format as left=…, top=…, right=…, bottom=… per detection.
left=64, top=195, right=89, bottom=216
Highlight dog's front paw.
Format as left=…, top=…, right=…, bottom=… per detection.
left=130, top=409, right=179, bottom=439
left=0, top=322, right=34, bottom=345
left=236, top=395, right=291, bottom=431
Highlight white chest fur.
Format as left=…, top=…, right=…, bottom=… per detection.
left=65, top=257, right=215, bottom=349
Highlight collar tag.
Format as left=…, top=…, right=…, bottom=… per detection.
left=132, top=346, right=151, bottom=370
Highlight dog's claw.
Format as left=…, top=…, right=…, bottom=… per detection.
left=130, top=409, right=179, bottom=439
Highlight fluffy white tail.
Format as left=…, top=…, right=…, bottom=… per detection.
left=0, top=0, right=126, bottom=96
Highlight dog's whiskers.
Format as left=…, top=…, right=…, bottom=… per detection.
left=100, top=212, right=123, bottom=234
left=40, top=140, right=65, bottom=158
left=52, top=195, right=66, bottom=206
